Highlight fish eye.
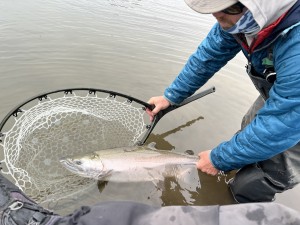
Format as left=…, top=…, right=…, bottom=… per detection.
left=74, top=160, right=82, bottom=165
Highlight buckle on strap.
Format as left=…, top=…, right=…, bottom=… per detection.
left=3, top=201, right=51, bottom=225
left=8, top=201, right=23, bottom=211
left=28, top=211, right=48, bottom=224
left=264, top=69, right=276, bottom=83
left=246, top=62, right=252, bottom=74
left=3, top=201, right=24, bottom=225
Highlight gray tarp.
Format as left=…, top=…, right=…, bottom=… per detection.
left=56, top=201, right=300, bottom=225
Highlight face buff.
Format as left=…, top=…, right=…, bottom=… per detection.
left=225, top=10, right=260, bottom=35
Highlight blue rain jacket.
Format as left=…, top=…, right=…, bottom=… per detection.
left=164, top=4, right=300, bottom=171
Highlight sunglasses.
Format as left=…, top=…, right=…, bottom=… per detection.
left=222, top=2, right=245, bottom=15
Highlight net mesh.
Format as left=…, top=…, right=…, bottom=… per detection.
left=0, top=90, right=148, bottom=206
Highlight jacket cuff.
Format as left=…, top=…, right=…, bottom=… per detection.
left=209, top=149, right=222, bottom=170
left=163, top=94, right=178, bottom=106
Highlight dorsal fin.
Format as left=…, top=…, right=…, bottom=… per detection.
left=184, top=149, right=195, bottom=155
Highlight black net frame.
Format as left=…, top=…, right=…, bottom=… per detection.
left=0, top=88, right=153, bottom=207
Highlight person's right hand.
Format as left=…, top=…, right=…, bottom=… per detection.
left=146, top=96, right=170, bottom=121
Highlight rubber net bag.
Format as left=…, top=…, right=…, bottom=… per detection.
left=0, top=89, right=150, bottom=208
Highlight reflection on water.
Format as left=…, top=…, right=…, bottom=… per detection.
left=97, top=165, right=203, bottom=206
left=0, top=0, right=299, bottom=215
left=146, top=116, right=204, bottom=150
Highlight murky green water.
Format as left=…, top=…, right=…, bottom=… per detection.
left=0, top=0, right=299, bottom=215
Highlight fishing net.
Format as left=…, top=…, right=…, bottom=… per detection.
left=0, top=88, right=151, bottom=208
left=0, top=87, right=215, bottom=212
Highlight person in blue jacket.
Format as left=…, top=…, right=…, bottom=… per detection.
left=147, top=0, right=300, bottom=203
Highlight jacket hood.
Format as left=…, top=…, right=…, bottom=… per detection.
left=240, top=0, right=298, bottom=30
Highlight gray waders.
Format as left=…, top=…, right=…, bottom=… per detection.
left=228, top=61, right=300, bottom=203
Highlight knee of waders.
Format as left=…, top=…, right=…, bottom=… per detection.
left=228, top=164, right=282, bottom=203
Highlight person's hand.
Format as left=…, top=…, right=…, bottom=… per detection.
left=146, top=96, right=170, bottom=121
left=197, top=150, right=219, bottom=176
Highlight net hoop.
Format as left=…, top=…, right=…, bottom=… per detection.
left=0, top=88, right=152, bottom=207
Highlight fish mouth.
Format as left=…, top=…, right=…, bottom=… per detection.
left=60, top=158, right=85, bottom=174
left=60, top=157, right=103, bottom=179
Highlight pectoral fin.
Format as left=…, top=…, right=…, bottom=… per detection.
left=175, top=166, right=201, bottom=192
left=147, top=142, right=157, bottom=150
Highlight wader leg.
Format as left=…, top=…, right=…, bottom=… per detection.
left=229, top=96, right=300, bottom=203
left=240, top=96, right=265, bottom=128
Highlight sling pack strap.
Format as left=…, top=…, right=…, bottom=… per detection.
left=246, top=45, right=275, bottom=100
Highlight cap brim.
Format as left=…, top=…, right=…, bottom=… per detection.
left=184, top=0, right=239, bottom=14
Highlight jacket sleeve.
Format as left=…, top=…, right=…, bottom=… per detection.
left=211, top=25, right=300, bottom=171
left=164, top=23, right=241, bottom=105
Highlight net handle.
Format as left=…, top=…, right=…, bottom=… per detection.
left=138, top=86, right=216, bottom=145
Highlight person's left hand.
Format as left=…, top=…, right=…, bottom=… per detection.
left=197, top=150, right=219, bottom=176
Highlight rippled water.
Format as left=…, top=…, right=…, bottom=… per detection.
left=0, top=0, right=299, bottom=215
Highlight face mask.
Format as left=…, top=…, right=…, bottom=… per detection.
left=225, top=10, right=260, bottom=35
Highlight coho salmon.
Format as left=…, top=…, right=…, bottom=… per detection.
left=59, top=144, right=199, bottom=183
